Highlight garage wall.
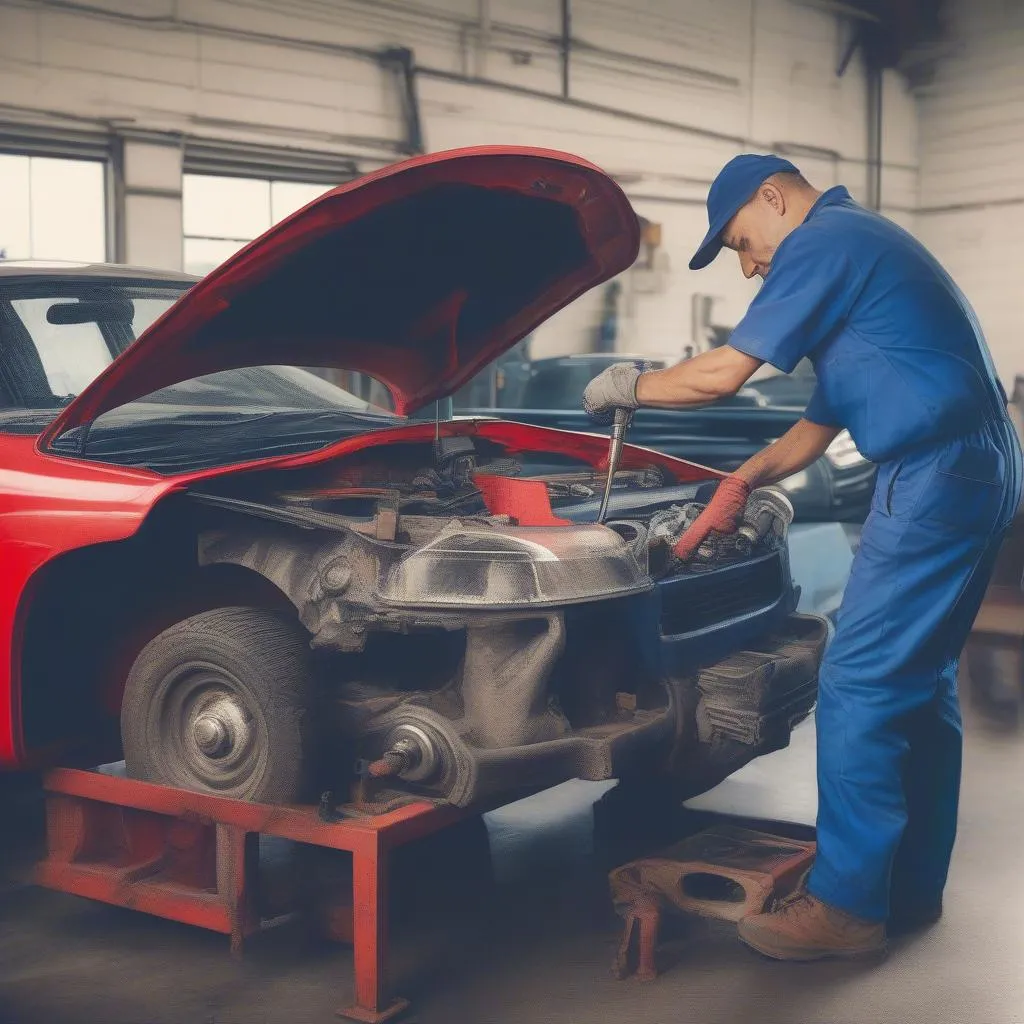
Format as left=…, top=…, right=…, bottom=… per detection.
left=0, top=0, right=918, bottom=358
left=415, top=0, right=919, bottom=357
left=914, top=0, right=1024, bottom=389
left=0, top=0, right=407, bottom=157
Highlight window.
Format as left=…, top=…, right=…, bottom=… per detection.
left=0, top=155, right=106, bottom=262
left=182, top=174, right=333, bottom=276
left=0, top=281, right=188, bottom=422
left=10, top=298, right=113, bottom=398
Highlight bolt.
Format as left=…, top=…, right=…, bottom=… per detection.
left=194, top=715, right=229, bottom=756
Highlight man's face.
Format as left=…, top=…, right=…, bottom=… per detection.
left=721, top=184, right=789, bottom=280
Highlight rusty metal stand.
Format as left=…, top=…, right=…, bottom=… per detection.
left=610, top=823, right=816, bottom=981
left=35, top=767, right=472, bottom=1022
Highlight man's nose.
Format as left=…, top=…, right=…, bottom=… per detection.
left=739, top=252, right=758, bottom=279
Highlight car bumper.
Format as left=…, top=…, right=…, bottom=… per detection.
left=651, top=549, right=800, bottom=676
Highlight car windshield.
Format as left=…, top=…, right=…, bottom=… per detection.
left=0, top=277, right=407, bottom=471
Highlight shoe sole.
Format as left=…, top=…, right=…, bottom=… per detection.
left=739, top=933, right=888, bottom=963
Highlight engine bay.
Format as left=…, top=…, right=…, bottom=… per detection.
left=182, top=429, right=800, bottom=809
left=191, top=431, right=794, bottom=589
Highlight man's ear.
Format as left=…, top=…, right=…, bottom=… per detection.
left=760, top=182, right=786, bottom=217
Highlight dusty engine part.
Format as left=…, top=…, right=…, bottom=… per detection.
left=648, top=502, right=702, bottom=547
left=338, top=592, right=677, bottom=808
left=546, top=480, right=598, bottom=499
left=461, top=615, right=569, bottom=748
left=606, top=520, right=650, bottom=572
left=352, top=689, right=674, bottom=809
left=695, top=621, right=823, bottom=750
left=184, top=434, right=804, bottom=813
left=366, top=724, right=443, bottom=780
left=380, top=519, right=652, bottom=610
left=647, top=486, right=794, bottom=576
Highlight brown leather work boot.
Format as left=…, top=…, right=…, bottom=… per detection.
left=738, top=892, right=886, bottom=961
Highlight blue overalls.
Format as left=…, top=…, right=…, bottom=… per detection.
left=729, top=187, right=1024, bottom=923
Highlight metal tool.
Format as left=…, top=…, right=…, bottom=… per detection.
left=597, top=407, right=634, bottom=524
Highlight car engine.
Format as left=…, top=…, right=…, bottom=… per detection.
left=185, top=432, right=802, bottom=810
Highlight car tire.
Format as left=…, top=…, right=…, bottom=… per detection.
left=121, top=606, right=313, bottom=803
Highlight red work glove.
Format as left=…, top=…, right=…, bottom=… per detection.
left=671, top=476, right=751, bottom=562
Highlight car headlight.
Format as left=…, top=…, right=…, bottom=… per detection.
left=824, top=430, right=867, bottom=469
left=380, top=523, right=652, bottom=609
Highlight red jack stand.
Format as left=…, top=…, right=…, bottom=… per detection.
left=35, top=767, right=474, bottom=1022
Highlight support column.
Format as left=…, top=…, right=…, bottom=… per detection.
left=560, top=0, right=572, bottom=99
left=114, top=135, right=184, bottom=270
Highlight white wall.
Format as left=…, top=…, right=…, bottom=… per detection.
left=914, top=0, right=1024, bottom=387
left=0, top=0, right=919, bottom=358
left=405, top=0, right=921, bottom=357
left=0, top=0, right=406, bottom=158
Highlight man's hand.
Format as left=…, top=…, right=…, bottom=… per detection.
left=583, top=361, right=651, bottom=425
left=671, top=476, right=751, bottom=562
left=672, top=419, right=842, bottom=563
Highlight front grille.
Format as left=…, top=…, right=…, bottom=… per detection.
left=659, top=553, right=784, bottom=636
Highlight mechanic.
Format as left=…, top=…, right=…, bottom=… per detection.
left=583, top=154, right=1024, bottom=961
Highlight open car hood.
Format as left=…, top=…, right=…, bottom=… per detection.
left=46, top=147, right=640, bottom=439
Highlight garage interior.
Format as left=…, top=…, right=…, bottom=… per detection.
left=1, top=1, right=1024, bottom=1022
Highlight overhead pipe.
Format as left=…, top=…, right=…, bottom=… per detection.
left=344, top=0, right=738, bottom=86
left=417, top=67, right=751, bottom=146
left=381, top=48, right=425, bottom=155
left=561, top=0, right=572, bottom=99
left=476, top=0, right=491, bottom=79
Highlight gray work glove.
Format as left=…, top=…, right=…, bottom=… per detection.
left=582, top=360, right=653, bottom=425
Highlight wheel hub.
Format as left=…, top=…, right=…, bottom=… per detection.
left=193, top=715, right=229, bottom=756
left=188, top=695, right=251, bottom=762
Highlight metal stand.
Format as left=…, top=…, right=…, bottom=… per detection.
left=610, top=823, right=815, bottom=981
left=35, top=767, right=470, bottom=1022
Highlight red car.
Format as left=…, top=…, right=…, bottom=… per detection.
left=0, top=147, right=827, bottom=809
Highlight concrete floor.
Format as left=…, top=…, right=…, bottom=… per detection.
left=2, top=697, right=1023, bottom=1024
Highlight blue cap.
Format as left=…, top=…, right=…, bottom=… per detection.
left=689, top=153, right=800, bottom=270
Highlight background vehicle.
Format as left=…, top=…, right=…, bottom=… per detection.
left=0, top=149, right=826, bottom=813
left=454, top=352, right=876, bottom=524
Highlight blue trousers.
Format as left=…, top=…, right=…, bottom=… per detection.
left=808, top=417, right=1023, bottom=922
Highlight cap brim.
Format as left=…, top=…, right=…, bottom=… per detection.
left=688, top=230, right=724, bottom=270
left=689, top=207, right=734, bottom=270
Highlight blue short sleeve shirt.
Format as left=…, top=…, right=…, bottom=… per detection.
left=727, top=187, right=1006, bottom=463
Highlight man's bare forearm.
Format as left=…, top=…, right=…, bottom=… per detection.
left=733, top=419, right=841, bottom=488
left=635, top=346, right=763, bottom=408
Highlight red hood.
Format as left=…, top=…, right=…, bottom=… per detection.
left=45, top=147, right=639, bottom=438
